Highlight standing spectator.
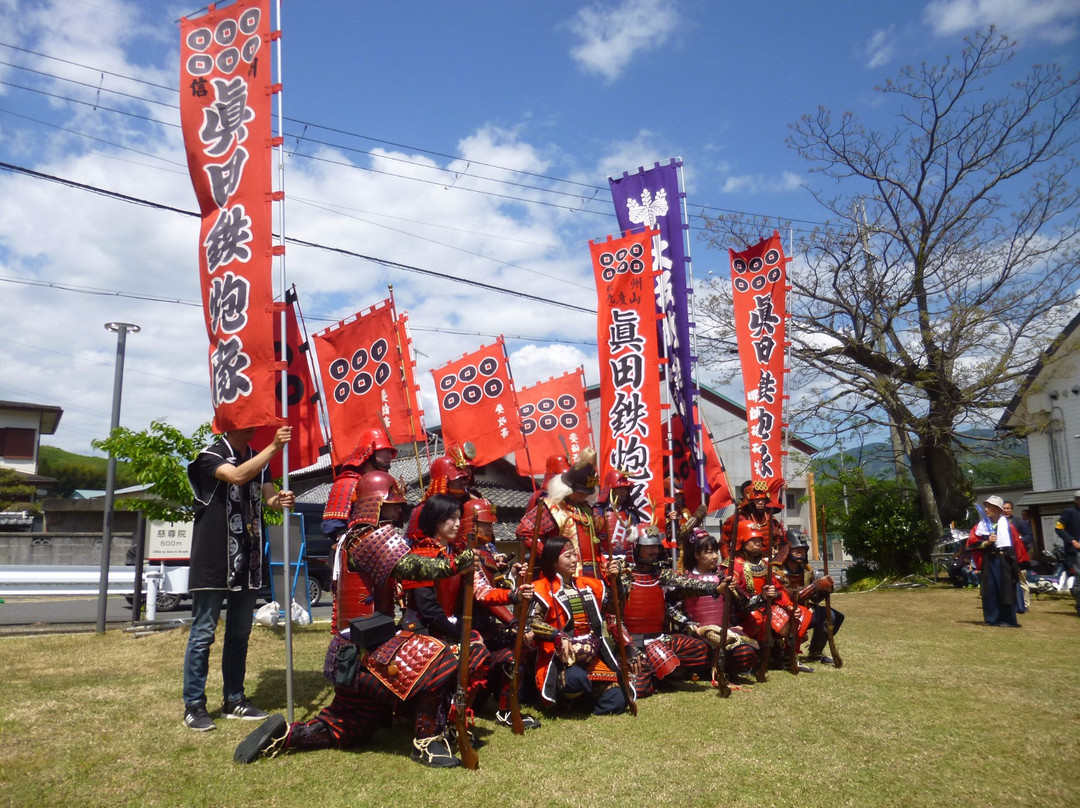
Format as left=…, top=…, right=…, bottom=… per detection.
left=970, top=495, right=1021, bottom=628
left=182, top=425, right=295, bottom=731
left=1004, top=501, right=1032, bottom=612
left=1054, top=491, right=1080, bottom=616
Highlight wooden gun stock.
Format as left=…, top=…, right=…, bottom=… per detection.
left=716, top=509, right=738, bottom=698
left=454, top=534, right=479, bottom=770
left=609, top=561, right=637, bottom=717
left=509, top=501, right=545, bottom=734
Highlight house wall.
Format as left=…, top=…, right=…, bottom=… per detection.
left=0, top=409, right=43, bottom=474
left=1023, top=347, right=1080, bottom=491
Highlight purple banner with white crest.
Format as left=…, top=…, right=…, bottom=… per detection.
left=609, top=159, right=700, bottom=483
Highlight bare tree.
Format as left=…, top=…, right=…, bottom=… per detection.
left=699, top=29, right=1080, bottom=536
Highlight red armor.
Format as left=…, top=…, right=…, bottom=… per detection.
left=323, top=470, right=360, bottom=522
left=622, top=572, right=666, bottom=635
left=334, top=523, right=410, bottom=632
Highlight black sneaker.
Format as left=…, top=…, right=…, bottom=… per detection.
left=184, top=705, right=216, bottom=732
left=234, top=715, right=288, bottom=764
left=796, top=663, right=815, bottom=673
left=410, top=733, right=461, bottom=768
left=495, top=710, right=541, bottom=730
left=222, top=697, right=269, bottom=721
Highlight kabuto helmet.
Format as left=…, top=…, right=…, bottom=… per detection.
left=348, top=470, right=407, bottom=528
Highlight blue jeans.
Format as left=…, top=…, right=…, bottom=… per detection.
left=182, top=588, right=258, bottom=708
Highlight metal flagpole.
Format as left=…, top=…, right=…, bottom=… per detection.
left=652, top=230, right=679, bottom=566
left=677, top=160, right=709, bottom=526
left=272, top=0, right=294, bottom=723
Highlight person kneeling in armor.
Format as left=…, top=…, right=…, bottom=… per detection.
left=528, top=537, right=637, bottom=715
left=777, top=531, right=843, bottom=666
left=234, top=471, right=476, bottom=768
left=616, top=527, right=718, bottom=697
left=678, top=529, right=760, bottom=683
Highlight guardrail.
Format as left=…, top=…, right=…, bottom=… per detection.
left=0, top=565, right=137, bottom=596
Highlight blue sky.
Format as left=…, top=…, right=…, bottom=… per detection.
left=0, top=0, right=1077, bottom=456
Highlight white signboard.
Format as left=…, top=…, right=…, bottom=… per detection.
left=146, top=520, right=194, bottom=560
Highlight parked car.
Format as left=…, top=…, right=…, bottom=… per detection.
left=294, top=502, right=332, bottom=607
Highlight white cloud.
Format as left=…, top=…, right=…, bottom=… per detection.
left=863, top=26, right=898, bottom=69
left=564, top=0, right=680, bottom=82
left=508, top=344, right=593, bottom=388
left=924, top=0, right=1080, bottom=44
left=721, top=171, right=803, bottom=195
left=593, top=129, right=672, bottom=184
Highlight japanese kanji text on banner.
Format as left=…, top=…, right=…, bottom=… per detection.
left=730, top=231, right=789, bottom=489
left=180, top=0, right=278, bottom=431
left=432, top=338, right=524, bottom=467
left=591, top=229, right=666, bottom=528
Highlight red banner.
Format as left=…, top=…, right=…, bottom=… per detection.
left=515, top=368, right=592, bottom=477
left=181, top=0, right=278, bottom=432
left=730, top=232, right=788, bottom=489
left=391, top=312, right=427, bottom=445
left=431, top=338, right=524, bottom=467
left=312, top=299, right=419, bottom=468
left=591, top=229, right=666, bottom=529
left=252, top=295, right=325, bottom=477
left=668, top=407, right=732, bottom=513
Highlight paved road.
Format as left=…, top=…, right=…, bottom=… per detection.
left=0, top=595, right=333, bottom=634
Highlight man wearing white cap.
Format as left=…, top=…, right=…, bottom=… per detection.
left=972, top=495, right=1021, bottom=627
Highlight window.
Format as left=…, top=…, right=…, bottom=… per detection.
left=0, top=428, right=36, bottom=459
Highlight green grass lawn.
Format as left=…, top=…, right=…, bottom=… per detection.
left=2, top=585, right=1078, bottom=808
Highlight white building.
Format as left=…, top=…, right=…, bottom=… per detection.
left=1000, top=312, right=1080, bottom=554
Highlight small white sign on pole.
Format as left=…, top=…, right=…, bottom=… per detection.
left=146, top=521, right=194, bottom=561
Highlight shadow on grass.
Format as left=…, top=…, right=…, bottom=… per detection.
left=249, top=667, right=333, bottom=715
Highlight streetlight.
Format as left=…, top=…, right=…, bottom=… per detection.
left=96, top=322, right=140, bottom=634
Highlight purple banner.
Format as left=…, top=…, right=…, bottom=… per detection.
left=608, top=159, right=701, bottom=485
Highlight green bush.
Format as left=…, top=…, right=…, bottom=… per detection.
left=837, top=480, right=935, bottom=576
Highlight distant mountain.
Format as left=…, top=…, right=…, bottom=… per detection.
left=38, top=446, right=138, bottom=497
left=814, top=429, right=1030, bottom=481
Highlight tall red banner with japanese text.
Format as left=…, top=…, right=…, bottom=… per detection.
left=592, top=229, right=666, bottom=529
left=730, top=231, right=788, bottom=488
left=312, top=298, right=424, bottom=468
left=252, top=293, right=325, bottom=477
left=432, top=338, right=525, bottom=467
left=515, top=368, right=592, bottom=477
left=181, top=0, right=278, bottom=432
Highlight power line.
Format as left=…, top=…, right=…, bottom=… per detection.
left=0, top=39, right=829, bottom=230
left=0, top=160, right=598, bottom=315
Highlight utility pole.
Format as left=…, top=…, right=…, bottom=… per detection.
left=96, top=322, right=140, bottom=634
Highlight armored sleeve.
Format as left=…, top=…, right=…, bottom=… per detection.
left=393, top=549, right=475, bottom=582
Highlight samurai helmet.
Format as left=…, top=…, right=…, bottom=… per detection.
left=600, top=468, right=632, bottom=502
left=460, top=497, right=496, bottom=540
left=541, top=454, right=571, bottom=489
left=348, top=470, right=408, bottom=528
left=735, top=519, right=769, bottom=552
left=561, top=447, right=599, bottom=494
left=747, top=480, right=770, bottom=501
left=426, top=443, right=477, bottom=498
left=339, top=427, right=397, bottom=473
